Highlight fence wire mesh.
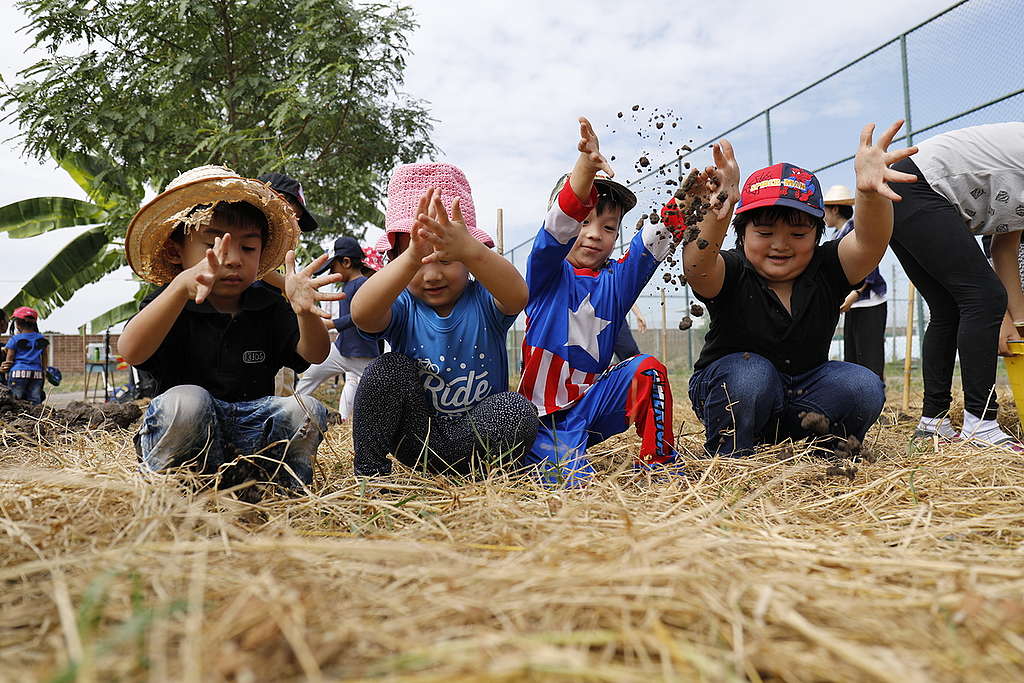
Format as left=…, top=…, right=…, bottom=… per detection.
left=503, top=0, right=1022, bottom=374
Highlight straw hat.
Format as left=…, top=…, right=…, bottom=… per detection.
left=125, top=165, right=300, bottom=285
left=823, top=184, right=855, bottom=206
left=374, top=163, right=494, bottom=254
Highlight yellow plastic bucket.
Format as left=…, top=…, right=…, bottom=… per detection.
left=1002, top=340, right=1024, bottom=421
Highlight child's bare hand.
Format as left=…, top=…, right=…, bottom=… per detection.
left=408, top=189, right=437, bottom=263
left=417, top=193, right=477, bottom=264
left=177, top=233, right=232, bottom=304
left=705, top=140, right=740, bottom=219
left=577, top=116, right=614, bottom=177
left=670, top=139, right=740, bottom=231
left=284, top=251, right=345, bottom=318
left=855, top=120, right=918, bottom=201
left=0, top=360, right=12, bottom=373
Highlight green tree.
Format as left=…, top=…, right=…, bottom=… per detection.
left=1, top=0, right=434, bottom=326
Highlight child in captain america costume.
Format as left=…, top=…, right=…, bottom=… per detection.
left=518, top=117, right=688, bottom=486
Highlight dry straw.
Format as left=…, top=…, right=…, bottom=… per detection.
left=2, top=394, right=1024, bottom=681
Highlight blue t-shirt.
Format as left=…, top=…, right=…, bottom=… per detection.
left=333, top=276, right=381, bottom=359
left=5, top=332, right=48, bottom=372
left=362, top=280, right=516, bottom=414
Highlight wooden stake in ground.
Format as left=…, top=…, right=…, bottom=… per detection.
left=496, top=208, right=504, bottom=256
left=660, top=289, right=668, bottom=360
left=902, top=282, right=916, bottom=413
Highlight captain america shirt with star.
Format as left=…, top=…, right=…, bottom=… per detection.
left=519, top=180, right=680, bottom=416
left=361, top=279, right=516, bottom=414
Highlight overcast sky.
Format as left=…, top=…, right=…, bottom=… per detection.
left=0, top=0, right=956, bottom=332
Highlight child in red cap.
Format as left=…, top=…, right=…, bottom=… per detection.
left=676, top=121, right=916, bottom=459
left=3, top=307, right=48, bottom=404
left=350, top=163, right=538, bottom=477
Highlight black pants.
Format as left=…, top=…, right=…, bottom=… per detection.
left=844, top=302, right=887, bottom=383
left=352, top=353, right=540, bottom=477
left=890, top=158, right=1006, bottom=420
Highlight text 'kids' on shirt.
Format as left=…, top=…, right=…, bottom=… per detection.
left=133, top=284, right=311, bottom=402
left=360, top=279, right=516, bottom=414
left=693, top=238, right=861, bottom=375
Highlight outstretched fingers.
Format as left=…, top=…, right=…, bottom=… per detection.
left=876, top=119, right=905, bottom=150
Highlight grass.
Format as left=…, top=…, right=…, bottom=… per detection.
left=1, top=381, right=1024, bottom=681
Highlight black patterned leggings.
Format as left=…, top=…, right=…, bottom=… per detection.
left=352, top=353, right=540, bottom=477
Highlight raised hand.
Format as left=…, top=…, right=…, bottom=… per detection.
left=416, top=192, right=477, bottom=264
left=577, top=116, right=614, bottom=177
left=284, top=251, right=346, bottom=318
left=855, top=120, right=918, bottom=201
left=408, top=189, right=438, bottom=263
left=669, top=139, right=740, bottom=234
left=179, top=233, right=231, bottom=304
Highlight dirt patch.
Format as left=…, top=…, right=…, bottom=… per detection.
left=0, top=385, right=142, bottom=444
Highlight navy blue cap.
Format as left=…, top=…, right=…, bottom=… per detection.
left=314, top=236, right=365, bottom=275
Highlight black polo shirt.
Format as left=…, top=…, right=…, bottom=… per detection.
left=693, top=239, right=859, bottom=375
left=135, top=284, right=310, bottom=402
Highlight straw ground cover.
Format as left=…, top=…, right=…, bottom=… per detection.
left=2, top=384, right=1024, bottom=682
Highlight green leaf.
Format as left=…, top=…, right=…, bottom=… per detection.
left=52, top=150, right=128, bottom=210
left=0, top=196, right=106, bottom=238
left=3, top=226, right=122, bottom=317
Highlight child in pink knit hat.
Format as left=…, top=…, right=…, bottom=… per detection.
left=350, top=163, right=538, bottom=477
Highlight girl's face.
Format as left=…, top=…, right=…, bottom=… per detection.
left=407, top=259, right=469, bottom=317
left=742, top=217, right=817, bottom=284
left=390, top=232, right=469, bottom=316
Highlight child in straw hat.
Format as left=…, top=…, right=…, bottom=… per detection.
left=675, top=121, right=915, bottom=460
left=349, top=163, right=538, bottom=478
left=118, top=165, right=345, bottom=493
left=517, top=118, right=684, bottom=488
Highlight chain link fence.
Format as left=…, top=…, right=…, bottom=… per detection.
left=503, top=0, right=1022, bottom=376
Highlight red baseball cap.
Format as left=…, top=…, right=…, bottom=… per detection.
left=736, top=163, right=825, bottom=218
left=12, top=306, right=38, bottom=322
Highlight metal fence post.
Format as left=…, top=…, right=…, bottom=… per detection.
left=765, top=109, right=774, bottom=165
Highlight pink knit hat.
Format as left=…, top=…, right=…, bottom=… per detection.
left=375, top=163, right=495, bottom=254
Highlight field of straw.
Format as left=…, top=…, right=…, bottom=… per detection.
left=2, top=383, right=1024, bottom=682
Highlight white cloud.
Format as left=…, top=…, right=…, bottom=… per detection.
left=0, top=0, right=953, bottom=331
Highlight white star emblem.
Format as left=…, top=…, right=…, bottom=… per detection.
left=567, top=293, right=611, bottom=362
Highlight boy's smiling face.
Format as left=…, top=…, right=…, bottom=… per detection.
left=741, top=215, right=817, bottom=284
left=173, top=214, right=263, bottom=305
left=567, top=205, right=622, bottom=270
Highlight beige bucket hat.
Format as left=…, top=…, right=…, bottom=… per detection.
left=823, top=184, right=855, bottom=206
left=125, top=165, right=300, bottom=285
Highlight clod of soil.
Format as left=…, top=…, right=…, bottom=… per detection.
left=617, top=111, right=623, bottom=118
left=631, top=104, right=639, bottom=111
left=689, top=303, right=704, bottom=317
left=638, top=156, right=650, bottom=168
left=697, top=238, right=709, bottom=249
left=799, top=411, right=831, bottom=435
left=678, top=316, right=693, bottom=331
left=648, top=211, right=660, bottom=224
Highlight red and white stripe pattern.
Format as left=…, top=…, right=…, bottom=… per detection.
left=519, top=343, right=598, bottom=416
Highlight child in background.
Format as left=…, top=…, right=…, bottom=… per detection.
left=3, top=307, right=48, bottom=404
left=350, top=163, right=538, bottom=477
left=294, top=236, right=381, bottom=421
left=678, top=122, right=915, bottom=459
left=519, top=118, right=684, bottom=487
left=118, top=165, right=343, bottom=492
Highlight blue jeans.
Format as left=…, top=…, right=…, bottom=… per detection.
left=9, top=377, right=44, bottom=404
left=688, top=353, right=885, bottom=457
left=134, top=385, right=328, bottom=489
